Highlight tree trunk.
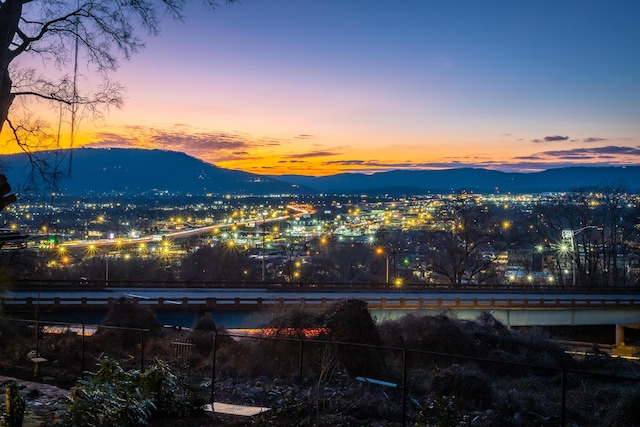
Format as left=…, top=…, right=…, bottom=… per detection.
left=0, top=0, right=23, bottom=134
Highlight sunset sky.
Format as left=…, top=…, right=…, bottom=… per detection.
left=5, top=1, right=640, bottom=176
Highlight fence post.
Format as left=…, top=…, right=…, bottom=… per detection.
left=561, top=357, right=566, bottom=426
left=297, top=329, right=304, bottom=382
left=402, top=341, right=408, bottom=427
left=81, top=323, right=86, bottom=376
left=139, top=328, right=145, bottom=372
left=35, top=319, right=40, bottom=357
left=210, top=324, right=218, bottom=404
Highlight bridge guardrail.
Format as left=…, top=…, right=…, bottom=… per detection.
left=3, top=296, right=640, bottom=311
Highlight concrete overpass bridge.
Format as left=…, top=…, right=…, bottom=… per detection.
left=3, top=287, right=640, bottom=352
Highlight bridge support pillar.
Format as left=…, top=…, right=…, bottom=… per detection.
left=616, top=324, right=626, bottom=347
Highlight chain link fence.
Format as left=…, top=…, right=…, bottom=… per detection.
left=2, top=316, right=640, bottom=426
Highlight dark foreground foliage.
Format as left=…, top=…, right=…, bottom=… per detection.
left=2, top=299, right=640, bottom=426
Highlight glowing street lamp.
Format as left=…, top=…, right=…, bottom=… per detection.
left=376, top=246, right=399, bottom=285
left=561, top=226, right=598, bottom=286
left=376, top=247, right=389, bottom=284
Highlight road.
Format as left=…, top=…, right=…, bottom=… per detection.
left=49, top=204, right=313, bottom=249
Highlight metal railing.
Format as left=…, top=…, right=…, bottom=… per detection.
left=3, top=295, right=640, bottom=312
left=1, top=316, right=640, bottom=426
left=9, top=278, right=640, bottom=293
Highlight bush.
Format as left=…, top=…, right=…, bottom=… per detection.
left=320, top=299, right=387, bottom=379
left=379, top=313, right=474, bottom=359
left=189, top=313, right=233, bottom=356
left=430, top=364, right=494, bottom=411
left=59, top=358, right=186, bottom=427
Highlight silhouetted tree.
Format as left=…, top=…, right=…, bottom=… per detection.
left=0, top=0, right=235, bottom=190
left=179, top=243, right=256, bottom=283
left=534, top=186, right=640, bottom=287
left=425, top=198, right=504, bottom=285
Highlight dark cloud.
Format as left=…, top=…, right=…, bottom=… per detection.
left=284, top=150, right=340, bottom=159
left=293, top=134, right=316, bottom=140
left=323, top=159, right=467, bottom=169
left=515, top=155, right=543, bottom=160
left=324, top=160, right=365, bottom=166
left=540, top=146, right=640, bottom=158
left=514, top=146, right=640, bottom=167
left=531, top=135, right=570, bottom=143
left=322, top=146, right=640, bottom=174
left=545, top=135, right=569, bottom=142
left=583, top=137, right=607, bottom=143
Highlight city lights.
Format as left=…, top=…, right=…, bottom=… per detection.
left=3, top=192, right=635, bottom=288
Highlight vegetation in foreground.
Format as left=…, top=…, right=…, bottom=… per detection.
left=2, top=299, right=640, bottom=426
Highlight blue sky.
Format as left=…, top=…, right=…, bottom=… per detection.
left=43, top=0, right=640, bottom=175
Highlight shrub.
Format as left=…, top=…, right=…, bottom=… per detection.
left=94, top=298, right=162, bottom=349
left=59, top=357, right=186, bottom=427
left=379, top=313, right=474, bottom=358
left=430, top=364, right=494, bottom=411
left=61, top=358, right=154, bottom=427
left=2, top=381, right=25, bottom=427
left=320, top=299, right=387, bottom=379
left=189, top=313, right=233, bottom=355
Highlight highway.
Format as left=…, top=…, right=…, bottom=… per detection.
left=51, top=204, right=313, bottom=249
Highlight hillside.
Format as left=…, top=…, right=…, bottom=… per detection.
left=274, top=167, right=640, bottom=194
left=0, top=148, right=308, bottom=196
left=2, top=148, right=639, bottom=196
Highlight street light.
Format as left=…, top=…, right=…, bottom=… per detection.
left=376, top=247, right=389, bottom=284
left=562, top=226, right=598, bottom=286
left=376, top=246, right=399, bottom=285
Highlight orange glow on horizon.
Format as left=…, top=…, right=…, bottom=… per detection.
left=2, top=118, right=639, bottom=176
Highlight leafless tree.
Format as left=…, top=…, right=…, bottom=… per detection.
left=534, top=186, right=640, bottom=287
left=425, top=198, right=505, bottom=285
left=0, top=0, right=235, bottom=205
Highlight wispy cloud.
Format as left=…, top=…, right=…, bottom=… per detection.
left=87, top=125, right=293, bottom=164
left=583, top=137, right=608, bottom=143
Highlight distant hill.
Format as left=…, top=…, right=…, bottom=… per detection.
left=0, top=148, right=309, bottom=196
left=273, top=167, right=640, bottom=194
left=2, top=148, right=639, bottom=197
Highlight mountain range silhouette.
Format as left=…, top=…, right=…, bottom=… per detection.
left=2, top=148, right=639, bottom=196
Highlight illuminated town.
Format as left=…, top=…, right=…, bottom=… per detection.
left=3, top=191, right=639, bottom=288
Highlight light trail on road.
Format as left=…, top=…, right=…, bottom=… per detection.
left=50, top=205, right=313, bottom=250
